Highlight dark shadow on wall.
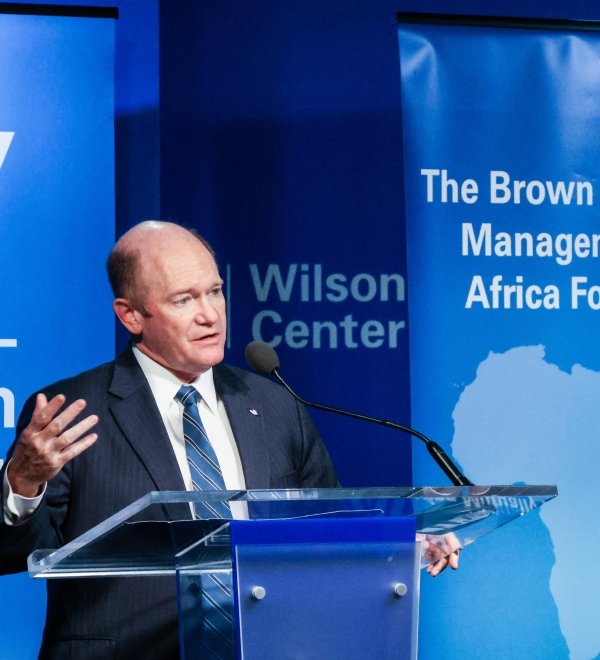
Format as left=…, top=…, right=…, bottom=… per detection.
left=114, top=108, right=161, bottom=353
left=158, top=112, right=412, bottom=489
left=115, top=108, right=161, bottom=233
left=158, top=111, right=406, bottom=269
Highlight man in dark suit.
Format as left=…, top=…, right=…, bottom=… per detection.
left=0, top=221, right=338, bottom=659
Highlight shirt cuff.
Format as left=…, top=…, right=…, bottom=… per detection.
left=3, top=460, right=46, bottom=525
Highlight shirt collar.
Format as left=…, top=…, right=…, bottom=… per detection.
left=132, top=345, right=219, bottom=413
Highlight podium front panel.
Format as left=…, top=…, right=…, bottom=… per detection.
left=232, top=517, right=419, bottom=660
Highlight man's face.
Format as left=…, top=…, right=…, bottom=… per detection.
left=134, top=237, right=227, bottom=382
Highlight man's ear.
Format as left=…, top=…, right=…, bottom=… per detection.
left=113, top=298, right=143, bottom=335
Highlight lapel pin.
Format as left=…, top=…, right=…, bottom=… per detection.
left=249, top=409, right=259, bottom=416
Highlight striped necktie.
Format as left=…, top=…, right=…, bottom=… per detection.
left=175, top=385, right=227, bottom=496
left=175, top=385, right=235, bottom=658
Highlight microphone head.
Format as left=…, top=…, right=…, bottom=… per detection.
left=245, top=341, right=280, bottom=376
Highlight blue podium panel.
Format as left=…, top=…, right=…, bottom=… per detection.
left=236, top=540, right=419, bottom=660
left=232, top=516, right=419, bottom=660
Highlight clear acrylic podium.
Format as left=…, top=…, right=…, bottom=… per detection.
left=28, top=485, right=557, bottom=659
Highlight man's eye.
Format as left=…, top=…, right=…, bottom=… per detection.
left=210, top=287, right=223, bottom=297
left=174, top=296, right=192, bottom=306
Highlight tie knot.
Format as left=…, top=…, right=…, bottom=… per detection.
left=175, top=384, right=199, bottom=407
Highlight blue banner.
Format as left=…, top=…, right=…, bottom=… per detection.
left=398, top=17, right=599, bottom=660
left=0, top=10, right=115, bottom=658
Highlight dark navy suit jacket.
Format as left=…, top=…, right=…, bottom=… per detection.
left=0, top=347, right=338, bottom=659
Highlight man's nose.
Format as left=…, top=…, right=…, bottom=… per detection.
left=194, top=297, right=219, bottom=323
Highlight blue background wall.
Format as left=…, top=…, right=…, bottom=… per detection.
left=3, top=0, right=600, bottom=658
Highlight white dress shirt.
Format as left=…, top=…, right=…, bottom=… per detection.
left=133, top=346, right=246, bottom=491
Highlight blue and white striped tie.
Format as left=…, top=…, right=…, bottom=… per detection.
left=175, top=385, right=234, bottom=658
left=176, top=385, right=228, bottom=502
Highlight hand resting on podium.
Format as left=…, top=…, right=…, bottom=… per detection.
left=418, top=532, right=461, bottom=576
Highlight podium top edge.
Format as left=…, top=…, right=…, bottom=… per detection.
left=145, top=485, right=558, bottom=504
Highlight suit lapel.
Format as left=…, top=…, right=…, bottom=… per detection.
left=107, top=353, right=271, bottom=498
left=214, top=364, right=270, bottom=489
left=108, top=349, right=187, bottom=496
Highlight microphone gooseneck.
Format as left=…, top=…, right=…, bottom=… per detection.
left=244, top=341, right=473, bottom=487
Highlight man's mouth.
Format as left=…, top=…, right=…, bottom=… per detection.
left=193, top=332, right=219, bottom=342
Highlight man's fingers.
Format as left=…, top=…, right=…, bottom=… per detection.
left=56, top=432, right=98, bottom=463
left=448, top=549, right=460, bottom=570
left=55, top=414, right=99, bottom=450
left=426, top=556, right=443, bottom=575
left=444, top=533, right=462, bottom=554
left=43, top=399, right=89, bottom=439
left=28, top=393, right=66, bottom=432
left=443, top=533, right=461, bottom=571
left=428, top=556, right=449, bottom=576
left=426, top=551, right=457, bottom=576
left=421, top=533, right=461, bottom=576
left=29, top=394, right=90, bottom=438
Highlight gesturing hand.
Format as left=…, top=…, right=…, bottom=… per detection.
left=7, top=393, right=99, bottom=498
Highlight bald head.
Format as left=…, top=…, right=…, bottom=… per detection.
left=109, top=220, right=227, bottom=380
left=107, top=221, right=215, bottom=313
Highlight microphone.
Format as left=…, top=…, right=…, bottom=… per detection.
left=245, top=340, right=473, bottom=487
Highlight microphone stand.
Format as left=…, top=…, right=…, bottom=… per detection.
left=270, top=368, right=473, bottom=487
